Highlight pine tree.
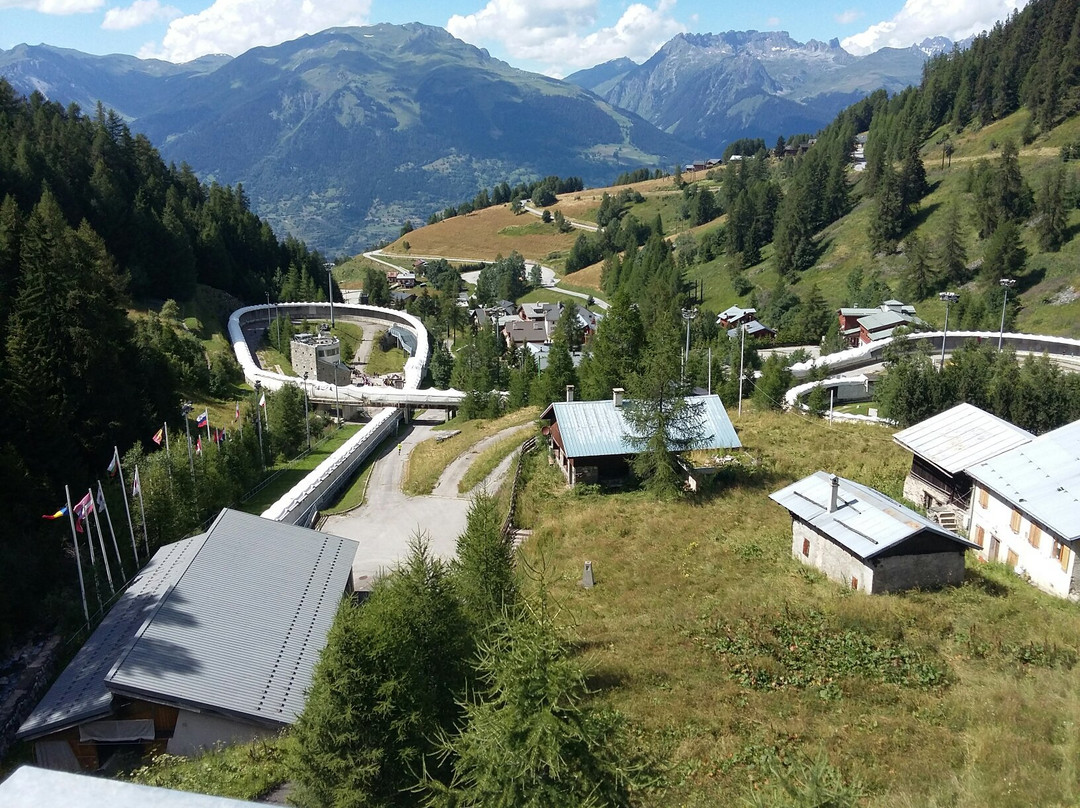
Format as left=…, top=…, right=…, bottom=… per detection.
left=982, top=219, right=1027, bottom=282
left=937, top=202, right=969, bottom=284
left=1035, top=167, right=1068, bottom=251
left=451, top=491, right=518, bottom=646
left=623, top=319, right=704, bottom=498
left=900, top=232, right=936, bottom=301
left=291, top=538, right=472, bottom=808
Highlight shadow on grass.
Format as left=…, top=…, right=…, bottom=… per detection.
left=1017, top=265, right=1047, bottom=294
left=962, top=565, right=1011, bottom=597
left=907, top=200, right=942, bottom=231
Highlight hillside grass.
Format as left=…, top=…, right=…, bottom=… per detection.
left=517, top=408, right=1080, bottom=808
left=365, top=331, right=407, bottom=375
left=457, top=427, right=538, bottom=494
left=403, top=407, right=540, bottom=495
left=383, top=205, right=578, bottom=262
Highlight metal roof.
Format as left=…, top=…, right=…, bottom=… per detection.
left=18, top=535, right=206, bottom=740
left=0, top=766, right=262, bottom=808
left=540, top=394, right=741, bottom=459
left=104, top=509, right=356, bottom=727
left=893, top=403, right=1034, bottom=475
left=966, top=419, right=1080, bottom=541
left=858, top=310, right=910, bottom=332
left=769, top=471, right=977, bottom=560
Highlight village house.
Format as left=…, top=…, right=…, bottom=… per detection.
left=966, top=419, right=1080, bottom=598
left=540, top=388, right=740, bottom=487
left=893, top=403, right=1033, bottom=515
left=770, top=472, right=978, bottom=593
left=727, top=320, right=776, bottom=341
left=17, top=509, right=357, bottom=772
left=716, top=305, right=758, bottom=330
left=837, top=300, right=922, bottom=346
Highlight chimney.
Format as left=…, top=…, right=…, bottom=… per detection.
left=612, top=387, right=625, bottom=408
left=565, top=384, right=575, bottom=402
left=828, top=475, right=840, bottom=513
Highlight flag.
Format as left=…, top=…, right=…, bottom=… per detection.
left=73, top=491, right=94, bottom=533
left=152, top=428, right=164, bottom=446
left=107, top=451, right=119, bottom=477
left=96, top=484, right=106, bottom=513
left=215, top=428, right=225, bottom=445
left=234, top=401, right=240, bottom=421
left=258, top=393, right=266, bottom=409
left=196, top=436, right=203, bottom=455
left=42, top=506, right=68, bottom=520
left=132, top=466, right=141, bottom=497
left=196, top=410, right=209, bottom=428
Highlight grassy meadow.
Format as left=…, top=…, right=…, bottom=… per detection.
left=517, top=409, right=1080, bottom=808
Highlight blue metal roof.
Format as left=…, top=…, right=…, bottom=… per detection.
left=966, top=418, right=1080, bottom=541
left=769, top=471, right=977, bottom=561
left=541, top=394, right=741, bottom=459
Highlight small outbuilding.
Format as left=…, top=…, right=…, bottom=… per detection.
left=893, top=403, right=1033, bottom=511
left=540, top=390, right=741, bottom=486
left=18, top=509, right=357, bottom=772
left=769, top=471, right=978, bottom=593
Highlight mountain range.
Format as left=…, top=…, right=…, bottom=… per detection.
left=566, top=31, right=951, bottom=150
left=0, top=23, right=942, bottom=255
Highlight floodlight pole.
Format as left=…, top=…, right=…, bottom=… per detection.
left=738, top=323, right=745, bottom=417
left=681, top=307, right=698, bottom=381
left=254, top=381, right=265, bottom=470
left=325, top=262, right=335, bottom=327
left=998, top=278, right=1016, bottom=350
left=303, top=372, right=311, bottom=451
left=938, top=291, right=959, bottom=371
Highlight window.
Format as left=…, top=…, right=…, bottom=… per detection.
left=978, top=487, right=989, bottom=508
left=1006, top=549, right=1019, bottom=569
left=802, top=538, right=810, bottom=557
left=1053, top=542, right=1072, bottom=572
left=974, top=526, right=985, bottom=548
left=1028, top=524, right=1041, bottom=549
left=1010, top=509, right=1021, bottom=533
left=851, top=577, right=859, bottom=590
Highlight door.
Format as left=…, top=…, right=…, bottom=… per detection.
left=988, top=535, right=1000, bottom=563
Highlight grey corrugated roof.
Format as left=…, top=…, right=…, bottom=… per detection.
left=18, top=536, right=206, bottom=740
left=0, top=766, right=262, bottom=807
left=858, top=310, right=910, bottom=331
left=893, top=403, right=1034, bottom=475
left=104, top=509, right=356, bottom=727
left=540, top=394, right=741, bottom=459
left=769, top=471, right=977, bottom=560
left=966, top=419, right=1080, bottom=541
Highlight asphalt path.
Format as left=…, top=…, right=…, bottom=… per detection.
left=322, top=414, right=533, bottom=587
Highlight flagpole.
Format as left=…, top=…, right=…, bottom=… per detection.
left=164, top=422, right=170, bottom=459
left=89, top=486, right=115, bottom=595
left=64, top=485, right=90, bottom=625
left=98, top=480, right=126, bottom=581
left=135, top=466, right=150, bottom=555
left=114, top=446, right=140, bottom=564
left=80, top=489, right=103, bottom=612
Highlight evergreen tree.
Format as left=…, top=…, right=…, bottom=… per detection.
left=451, top=491, right=518, bottom=646
left=1035, top=167, right=1068, bottom=251
left=578, top=291, right=645, bottom=400
left=430, top=341, right=454, bottom=388
left=937, top=202, right=969, bottom=284
left=752, top=354, right=792, bottom=410
left=623, top=319, right=704, bottom=498
left=869, top=166, right=907, bottom=252
left=423, top=604, right=639, bottom=808
left=982, top=219, right=1027, bottom=281
left=291, top=538, right=472, bottom=808
left=900, top=232, right=936, bottom=301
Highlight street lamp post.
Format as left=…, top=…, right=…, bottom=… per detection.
left=998, top=278, right=1016, bottom=350
left=325, top=262, right=335, bottom=328
left=181, top=401, right=194, bottom=475
left=939, top=291, right=959, bottom=371
left=334, top=379, right=341, bottom=426
left=254, top=381, right=264, bottom=469
left=681, top=307, right=698, bottom=381
left=302, top=372, right=311, bottom=451
left=737, top=323, right=746, bottom=418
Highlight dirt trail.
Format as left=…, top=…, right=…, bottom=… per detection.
left=432, top=423, right=535, bottom=498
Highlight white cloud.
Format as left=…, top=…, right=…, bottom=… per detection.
left=141, top=0, right=371, bottom=62
left=447, top=0, right=686, bottom=78
left=834, top=8, right=862, bottom=25
left=0, top=0, right=102, bottom=13
left=842, top=0, right=1027, bottom=55
left=102, top=0, right=178, bottom=30
left=766, top=16, right=781, bottom=26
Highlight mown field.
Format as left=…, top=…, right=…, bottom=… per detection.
left=517, top=409, right=1080, bottom=808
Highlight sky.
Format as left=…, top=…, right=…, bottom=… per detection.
left=0, top=0, right=1028, bottom=78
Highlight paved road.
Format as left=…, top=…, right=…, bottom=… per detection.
left=520, top=202, right=599, bottom=232
left=322, top=415, right=534, bottom=587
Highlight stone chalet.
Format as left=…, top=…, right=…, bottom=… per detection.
left=966, top=419, right=1080, bottom=598
left=17, top=509, right=357, bottom=772
left=893, top=403, right=1033, bottom=512
left=540, top=389, right=740, bottom=486
left=837, top=300, right=922, bottom=346
left=770, top=472, right=978, bottom=593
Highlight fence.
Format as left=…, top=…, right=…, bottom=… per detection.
left=502, top=436, right=538, bottom=539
